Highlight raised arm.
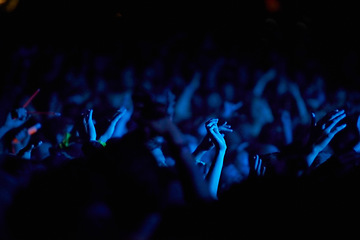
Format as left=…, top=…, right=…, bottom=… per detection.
left=287, top=81, right=311, bottom=125
left=149, top=116, right=213, bottom=203
left=173, top=71, right=201, bottom=122
left=204, top=119, right=228, bottom=199
left=98, top=108, right=127, bottom=143
left=82, top=108, right=126, bottom=145
left=252, top=67, right=277, bottom=97
left=192, top=118, right=232, bottom=199
left=81, top=108, right=126, bottom=157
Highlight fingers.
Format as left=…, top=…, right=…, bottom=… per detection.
left=82, top=109, right=93, bottom=122
left=111, top=108, right=127, bottom=123
left=328, top=109, right=345, bottom=122
left=251, top=154, right=266, bottom=176
left=21, top=144, right=36, bottom=159
left=317, top=109, right=344, bottom=127
left=323, top=110, right=346, bottom=133
left=312, top=110, right=347, bottom=153
left=205, top=118, right=233, bottom=133
left=209, top=124, right=220, bottom=135
left=82, top=109, right=97, bottom=140
left=205, top=118, right=219, bottom=129
left=254, top=154, right=260, bottom=172
left=254, top=155, right=264, bottom=176
left=218, top=122, right=233, bottom=133
left=16, top=108, right=28, bottom=121
left=331, top=123, right=347, bottom=136
left=88, top=109, right=93, bottom=122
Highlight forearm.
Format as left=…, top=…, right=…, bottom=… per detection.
left=205, top=149, right=226, bottom=199
left=304, top=145, right=321, bottom=168
left=281, top=115, right=293, bottom=145
left=174, top=88, right=195, bottom=121
left=253, top=69, right=276, bottom=97
left=0, top=126, right=11, bottom=139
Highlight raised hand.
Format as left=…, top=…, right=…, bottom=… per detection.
left=83, top=109, right=96, bottom=141
left=17, top=141, right=42, bottom=160
left=207, top=119, right=228, bottom=151
left=98, top=108, right=127, bottom=143
left=0, top=108, right=29, bottom=139
left=11, top=128, right=31, bottom=155
left=83, top=108, right=127, bottom=144
left=218, top=120, right=233, bottom=134
left=203, top=118, right=230, bottom=199
left=305, top=109, right=347, bottom=166
left=249, top=154, right=266, bottom=177
left=195, top=118, right=233, bottom=154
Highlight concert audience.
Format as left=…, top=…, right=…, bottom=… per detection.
left=1, top=22, right=360, bottom=239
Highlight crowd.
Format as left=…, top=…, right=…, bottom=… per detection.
left=1, top=17, right=360, bottom=239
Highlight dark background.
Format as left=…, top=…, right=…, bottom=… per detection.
left=1, top=0, right=360, bottom=89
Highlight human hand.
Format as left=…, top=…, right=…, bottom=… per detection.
left=207, top=119, right=227, bottom=151
left=5, top=108, right=29, bottom=129
left=218, top=120, right=233, bottom=134
left=197, top=118, right=232, bottom=152
left=83, top=109, right=96, bottom=141
left=17, top=141, right=42, bottom=159
left=249, top=154, right=266, bottom=177
left=98, top=107, right=127, bottom=143
left=306, top=109, right=347, bottom=166
left=11, top=128, right=31, bottom=155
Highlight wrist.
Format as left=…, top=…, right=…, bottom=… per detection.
left=304, top=144, right=320, bottom=167
left=97, top=139, right=107, bottom=147
left=216, top=148, right=227, bottom=156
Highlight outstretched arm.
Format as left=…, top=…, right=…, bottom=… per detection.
left=192, top=118, right=232, bottom=199
left=173, top=71, right=201, bottom=122
left=252, top=67, right=277, bottom=97
left=288, top=82, right=311, bottom=125
left=204, top=119, right=228, bottom=199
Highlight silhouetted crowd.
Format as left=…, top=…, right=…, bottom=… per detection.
left=1, top=21, right=360, bottom=239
